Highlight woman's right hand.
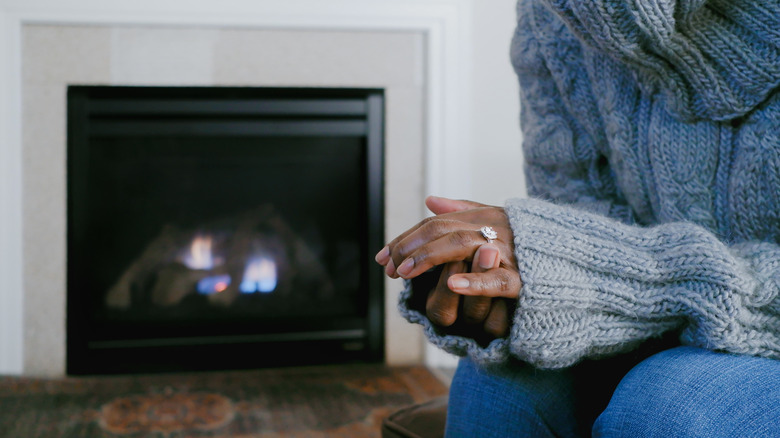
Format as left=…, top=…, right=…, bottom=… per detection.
left=428, top=244, right=512, bottom=339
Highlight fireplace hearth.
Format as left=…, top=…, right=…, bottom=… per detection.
left=67, top=86, right=384, bottom=375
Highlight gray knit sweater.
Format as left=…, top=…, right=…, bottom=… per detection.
left=398, top=0, right=780, bottom=369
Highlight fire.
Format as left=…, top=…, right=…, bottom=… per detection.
left=181, top=233, right=277, bottom=295
left=240, top=256, right=277, bottom=294
left=182, top=233, right=217, bottom=270
left=196, top=274, right=231, bottom=295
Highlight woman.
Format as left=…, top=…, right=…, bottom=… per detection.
left=375, top=0, right=780, bottom=436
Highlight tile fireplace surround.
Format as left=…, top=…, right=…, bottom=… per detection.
left=1, top=1, right=476, bottom=376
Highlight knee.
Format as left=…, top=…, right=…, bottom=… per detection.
left=593, top=347, right=780, bottom=437
left=446, top=358, right=577, bottom=437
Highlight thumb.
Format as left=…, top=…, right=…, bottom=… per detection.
left=425, top=196, right=486, bottom=215
left=473, top=243, right=502, bottom=271
left=459, top=244, right=500, bottom=324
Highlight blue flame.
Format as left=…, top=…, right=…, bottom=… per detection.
left=196, top=274, right=231, bottom=295
left=239, top=256, right=277, bottom=294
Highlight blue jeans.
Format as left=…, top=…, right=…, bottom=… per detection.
left=445, top=346, right=780, bottom=437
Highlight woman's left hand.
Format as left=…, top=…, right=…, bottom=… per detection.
left=375, top=196, right=522, bottom=300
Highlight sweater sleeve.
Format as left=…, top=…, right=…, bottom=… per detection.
left=505, top=198, right=780, bottom=369
left=397, top=197, right=780, bottom=369
left=539, top=0, right=780, bottom=121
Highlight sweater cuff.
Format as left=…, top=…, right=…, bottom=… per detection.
left=397, top=279, right=511, bottom=365
left=504, top=198, right=689, bottom=368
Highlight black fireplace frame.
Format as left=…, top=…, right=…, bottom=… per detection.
left=66, top=86, right=385, bottom=375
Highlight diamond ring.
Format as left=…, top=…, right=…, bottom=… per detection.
left=480, top=226, right=497, bottom=244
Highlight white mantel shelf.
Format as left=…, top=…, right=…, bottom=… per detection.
left=0, top=0, right=473, bottom=374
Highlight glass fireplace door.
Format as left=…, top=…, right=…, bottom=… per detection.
left=67, top=87, right=384, bottom=374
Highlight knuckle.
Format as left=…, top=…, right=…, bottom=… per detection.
left=463, top=299, right=490, bottom=323
left=491, top=207, right=507, bottom=221
left=420, top=217, right=446, bottom=235
left=488, top=207, right=507, bottom=221
left=448, top=229, right=475, bottom=248
left=496, top=271, right=518, bottom=294
left=484, top=318, right=508, bottom=338
left=395, top=245, right=424, bottom=268
left=410, top=247, right=429, bottom=266
left=497, top=273, right=511, bottom=293
left=388, top=242, right=407, bottom=262
left=419, top=215, right=437, bottom=227
left=426, top=306, right=457, bottom=327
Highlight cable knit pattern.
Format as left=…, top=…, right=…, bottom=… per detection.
left=397, top=0, right=780, bottom=369
left=540, top=0, right=780, bottom=121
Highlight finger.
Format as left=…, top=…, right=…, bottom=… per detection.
left=461, top=244, right=500, bottom=324
left=382, top=217, right=463, bottom=274
left=378, top=201, right=506, bottom=268
left=462, top=297, right=492, bottom=324
left=394, top=225, right=488, bottom=279
left=426, top=261, right=467, bottom=327
left=425, top=196, right=488, bottom=215
left=385, top=218, right=464, bottom=278
left=375, top=245, right=391, bottom=265
left=376, top=219, right=441, bottom=268
left=448, top=268, right=522, bottom=299
left=483, top=298, right=511, bottom=338
left=385, top=258, right=397, bottom=278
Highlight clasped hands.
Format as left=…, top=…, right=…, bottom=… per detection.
left=375, top=196, right=522, bottom=340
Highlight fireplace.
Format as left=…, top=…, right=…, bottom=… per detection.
left=66, top=86, right=384, bottom=374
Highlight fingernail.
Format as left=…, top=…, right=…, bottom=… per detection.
left=397, top=258, right=415, bottom=277
left=375, top=246, right=390, bottom=264
left=385, top=259, right=397, bottom=277
left=450, top=278, right=469, bottom=290
left=478, top=248, right=498, bottom=270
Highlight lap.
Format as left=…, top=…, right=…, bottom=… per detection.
left=594, top=346, right=780, bottom=437
left=446, top=346, right=780, bottom=438
left=445, top=357, right=581, bottom=437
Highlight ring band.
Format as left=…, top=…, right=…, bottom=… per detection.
left=480, top=226, right=497, bottom=244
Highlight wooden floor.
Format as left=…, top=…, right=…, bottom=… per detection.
left=0, top=364, right=449, bottom=438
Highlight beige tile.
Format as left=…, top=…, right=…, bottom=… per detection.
left=110, top=26, right=218, bottom=85
left=21, top=85, right=67, bottom=376
left=23, top=197, right=66, bottom=374
left=213, top=29, right=424, bottom=87
left=22, top=85, right=66, bottom=177
left=22, top=25, right=111, bottom=86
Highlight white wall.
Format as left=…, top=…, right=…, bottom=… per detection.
left=469, top=0, right=524, bottom=205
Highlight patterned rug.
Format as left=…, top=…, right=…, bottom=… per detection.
left=0, top=365, right=448, bottom=438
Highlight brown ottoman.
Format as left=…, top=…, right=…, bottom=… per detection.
left=381, top=395, right=448, bottom=438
